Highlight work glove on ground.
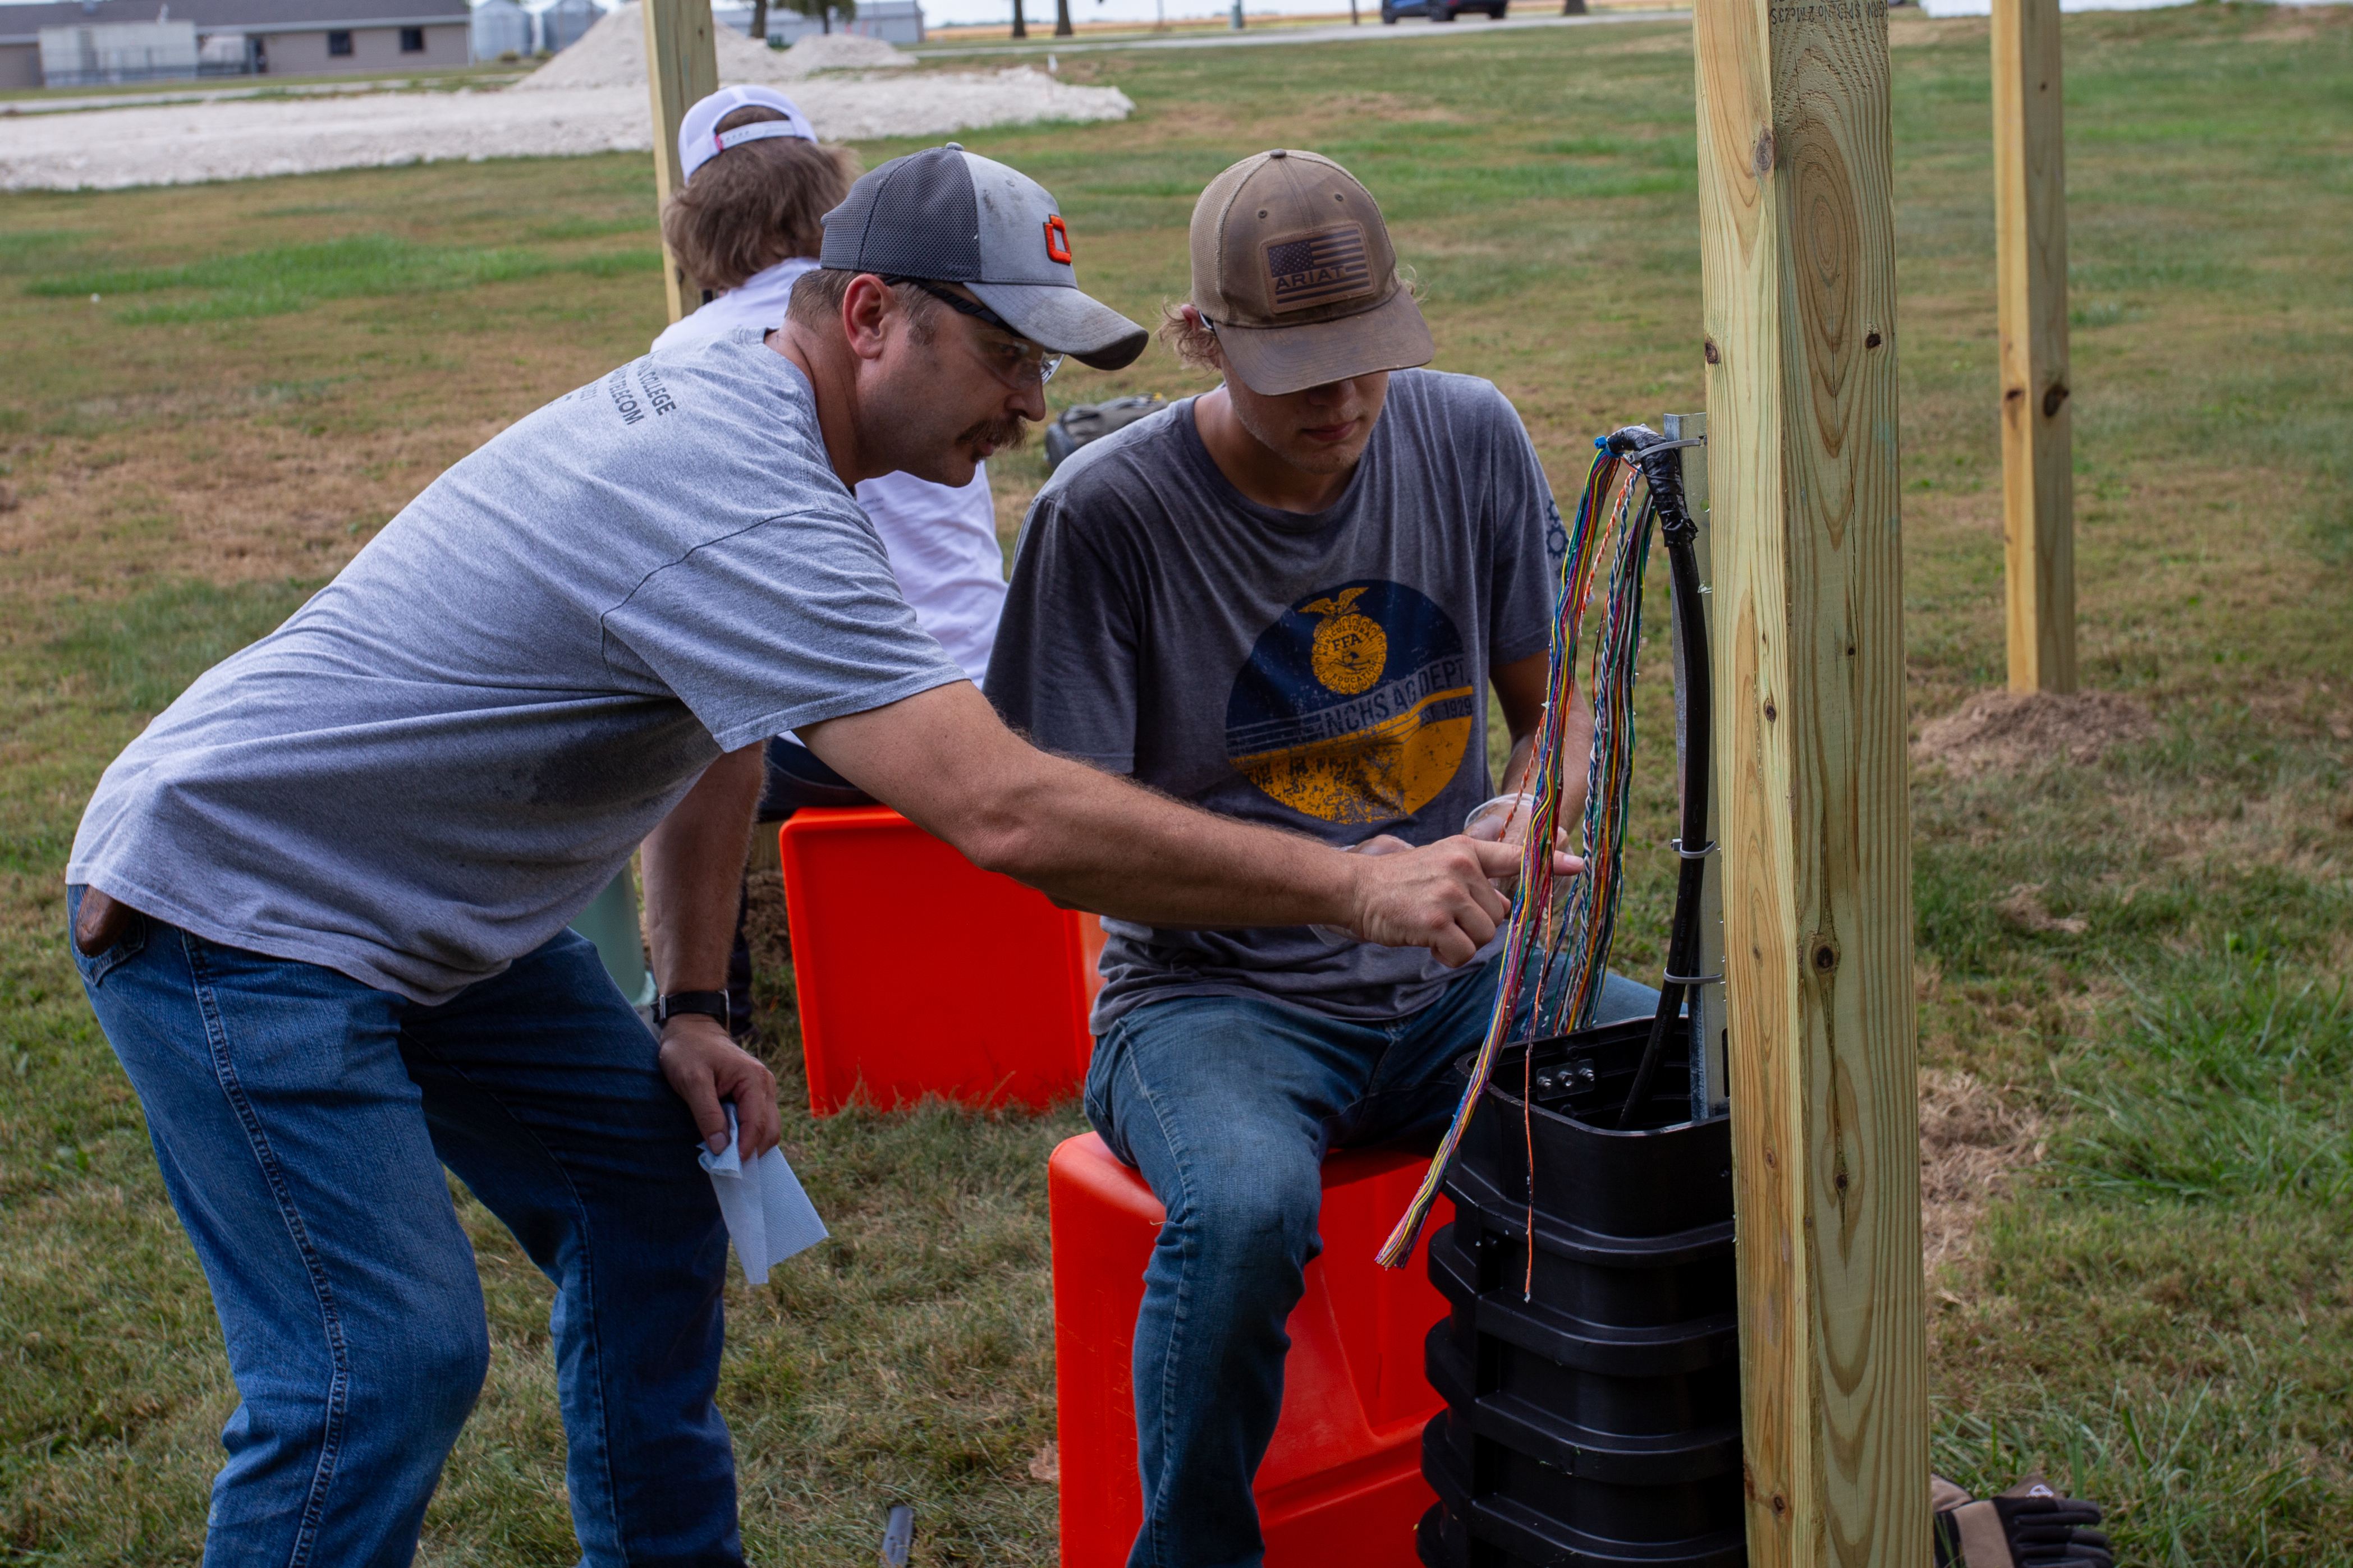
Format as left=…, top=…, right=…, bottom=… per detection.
left=1931, top=1475, right=2113, bottom=1568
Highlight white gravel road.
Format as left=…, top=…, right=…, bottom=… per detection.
left=0, top=73, right=1130, bottom=191
left=0, top=6, right=1131, bottom=192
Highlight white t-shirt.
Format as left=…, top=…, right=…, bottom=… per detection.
left=653, top=255, right=1006, bottom=689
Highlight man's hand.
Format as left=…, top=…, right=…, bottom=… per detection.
left=658, top=1017, right=781, bottom=1160
left=1338, top=836, right=1519, bottom=967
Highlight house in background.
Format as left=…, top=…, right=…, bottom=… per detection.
left=2, top=0, right=470, bottom=88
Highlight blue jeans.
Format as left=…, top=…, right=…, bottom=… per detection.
left=1085, top=960, right=1660, bottom=1568
left=67, top=888, right=741, bottom=1568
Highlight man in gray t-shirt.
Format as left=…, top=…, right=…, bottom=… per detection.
left=63, top=149, right=1528, bottom=1567
left=988, top=151, right=1656, bottom=1567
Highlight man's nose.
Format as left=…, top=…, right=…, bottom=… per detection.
left=1012, top=378, right=1048, bottom=424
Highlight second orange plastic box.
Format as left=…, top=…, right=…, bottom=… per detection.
left=776, top=806, right=1106, bottom=1116
left=1050, top=1132, right=1452, bottom=1567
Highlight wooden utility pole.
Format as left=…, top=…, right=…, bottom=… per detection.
left=1691, top=0, right=1928, bottom=1560
left=1994, top=0, right=2076, bottom=692
left=644, top=0, right=720, bottom=324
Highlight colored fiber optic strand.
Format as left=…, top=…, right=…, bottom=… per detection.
left=1534, top=458, right=1655, bottom=1040
left=1375, top=444, right=1635, bottom=1270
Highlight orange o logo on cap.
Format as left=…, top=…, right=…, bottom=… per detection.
left=1044, top=215, right=1073, bottom=265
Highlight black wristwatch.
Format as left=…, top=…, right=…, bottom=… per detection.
left=652, top=990, right=730, bottom=1032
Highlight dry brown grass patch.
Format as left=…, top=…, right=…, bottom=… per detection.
left=1994, top=884, right=2088, bottom=937
left=1919, top=1066, right=2045, bottom=1285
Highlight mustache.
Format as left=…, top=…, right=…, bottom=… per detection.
left=958, top=413, right=1033, bottom=453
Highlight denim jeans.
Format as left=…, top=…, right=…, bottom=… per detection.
left=67, top=888, right=741, bottom=1568
left=1084, top=958, right=1661, bottom=1568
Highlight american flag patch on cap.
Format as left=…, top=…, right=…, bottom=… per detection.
left=1264, top=224, right=1374, bottom=313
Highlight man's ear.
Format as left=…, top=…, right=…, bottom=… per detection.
left=841, top=273, right=897, bottom=365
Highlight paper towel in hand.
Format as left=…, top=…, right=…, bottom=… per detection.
left=697, top=1104, right=828, bottom=1284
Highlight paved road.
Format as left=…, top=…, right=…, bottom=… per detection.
left=911, top=7, right=1687, bottom=58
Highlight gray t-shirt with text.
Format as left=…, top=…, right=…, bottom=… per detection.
left=70, top=330, right=965, bottom=1004
left=987, top=368, right=1562, bottom=1031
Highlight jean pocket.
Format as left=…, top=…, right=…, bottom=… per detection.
left=1081, top=1024, right=1126, bottom=1156
left=68, top=903, right=147, bottom=989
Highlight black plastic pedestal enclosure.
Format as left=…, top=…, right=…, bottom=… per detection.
left=1416, top=1016, right=1745, bottom=1567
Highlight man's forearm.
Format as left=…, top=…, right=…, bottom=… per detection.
left=641, top=744, right=764, bottom=992
left=953, top=752, right=1357, bottom=928
left=801, top=683, right=1517, bottom=964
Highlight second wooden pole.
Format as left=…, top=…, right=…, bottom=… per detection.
left=1994, top=0, right=2077, bottom=692
left=644, top=0, right=721, bottom=326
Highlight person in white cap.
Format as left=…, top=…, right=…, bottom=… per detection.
left=653, top=90, right=1005, bottom=705
left=62, top=144, right=1535, bottom=1565
left=649, top=89, right=1017, bottom=1033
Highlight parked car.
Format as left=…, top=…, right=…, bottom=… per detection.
left=1380, top=0, right=1506, bottom=20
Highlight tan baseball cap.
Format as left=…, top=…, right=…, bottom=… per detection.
left=1187, top=149, right=1433, bottom=397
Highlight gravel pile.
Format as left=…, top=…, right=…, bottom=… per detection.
left=516, top=6, right=909, bottom=91
left=776, top=34, right=913, bottom=73
left=0, top=22, right=1127, bottom=192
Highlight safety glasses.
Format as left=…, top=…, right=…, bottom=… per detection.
left=885, top=275, right=1063, bottom=388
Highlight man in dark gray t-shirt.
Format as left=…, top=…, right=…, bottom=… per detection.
left=62, top=149, right=1530, bottom=1568
left=989, top=150, right=1657, bottom=1568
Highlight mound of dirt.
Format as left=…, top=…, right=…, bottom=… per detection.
left=776, top=33, right=911, bottom=74
left=1913, top=688, right=2155, bottom=779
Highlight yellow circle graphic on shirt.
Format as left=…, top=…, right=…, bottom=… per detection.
left=1224, top=580, right=1475, bottom=826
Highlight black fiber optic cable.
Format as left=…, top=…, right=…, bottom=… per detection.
left=1607, top=427, right=1712, bottom=1130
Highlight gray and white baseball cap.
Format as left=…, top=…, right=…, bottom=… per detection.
left=819, top=145, right=1148, bottom=371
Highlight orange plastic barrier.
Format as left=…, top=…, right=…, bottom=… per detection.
left=1049, top=1132, right=1451, bottom=1567
left=776, top=806, right=1106, bottom=1116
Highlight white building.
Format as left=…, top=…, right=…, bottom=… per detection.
left=36, top=18, right=200, bottom=85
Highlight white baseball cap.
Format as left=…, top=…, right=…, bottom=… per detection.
left=678, top=85, right=817, bottom=183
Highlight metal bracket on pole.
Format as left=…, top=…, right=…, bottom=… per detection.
left=1666, top=411, right=1728, bottom=1122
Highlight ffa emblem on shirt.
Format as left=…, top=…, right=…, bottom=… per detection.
left=1224, top=580, right=1475, bottom=825
left=1302, top=586, right=1386, bottom=696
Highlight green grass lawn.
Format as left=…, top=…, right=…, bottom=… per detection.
left=3, top=6, right=2350, bottom=1562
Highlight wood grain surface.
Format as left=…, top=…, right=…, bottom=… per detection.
left=1993, top=0, right=2078, bottom=693
left=643, top=0, right=722, bottom=325
left=1690, top=0, right=1929, bottom=1561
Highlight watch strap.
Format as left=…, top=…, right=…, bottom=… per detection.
left=653, top=990, right=731, bottom=1031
